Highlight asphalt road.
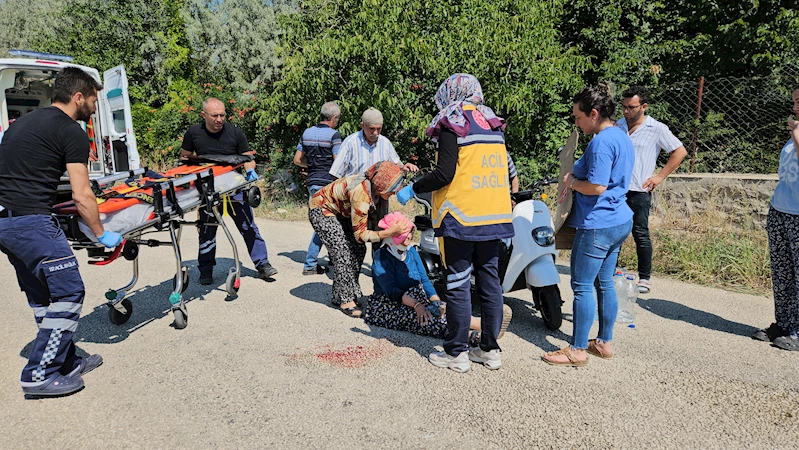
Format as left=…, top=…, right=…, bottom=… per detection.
left=1, top=216, right=797, bottom=449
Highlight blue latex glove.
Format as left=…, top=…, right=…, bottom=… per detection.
left=98, top=231, right=123, bottom=248
left=396, top=185, right=415, bottom=206
left=245, top=169, right=258, bottom=182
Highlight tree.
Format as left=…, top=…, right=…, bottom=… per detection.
left=183, top=0, right=291, bottom=89
left=0, top=0, right=62, bottom=56
left=262, top=0, right=589, bottom=184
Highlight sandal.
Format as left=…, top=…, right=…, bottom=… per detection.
left=339, top=304, right=363, bottom=318
left=772, top=334, right=799, bottom=351
left=752, top=323, right=784, bottom=342
left=542, top=347, right=588, bottom=367
left=587, top=339, right=613, bottom=359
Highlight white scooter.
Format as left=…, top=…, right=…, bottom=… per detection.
left=413, top=178, right=564, bottom=330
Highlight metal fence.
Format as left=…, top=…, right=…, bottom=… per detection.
left=645, top=64, right=799, bottom=174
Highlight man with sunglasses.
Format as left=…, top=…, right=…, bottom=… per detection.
left=617, top=86, right=687, bottom=294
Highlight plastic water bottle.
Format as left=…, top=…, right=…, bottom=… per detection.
left=617, top=274, right=637, bottom=323
left=613, top=269, right=626, bottom=323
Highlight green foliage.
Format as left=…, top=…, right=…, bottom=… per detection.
left=264, top=0, right=590, bottom=187
left=183, top=0, right=291, bottom=90
left=0, top=0, right=61, bottom=54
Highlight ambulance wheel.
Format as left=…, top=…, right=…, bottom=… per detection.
left=122, top=241, right=139, bottom=261
left=225, top=271, right=239, bottom=296
left=246, top=186, right=262, bottom=208
left=173, top=308, right=188, bottom=329
left=108, top=299, right=133, bottom=325
left=535, top=285, right=562, bottom=331
left=172, top=267, right=189, bottom=293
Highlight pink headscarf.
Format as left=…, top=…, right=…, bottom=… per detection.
left=378, top=211, right=413, bottom=245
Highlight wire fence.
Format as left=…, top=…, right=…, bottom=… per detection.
left=646, top=64, right=799, bottom=174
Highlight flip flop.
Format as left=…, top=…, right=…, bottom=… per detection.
left=586, top=339, right=613, bottom=359
left=542, top=347, right=588, bottom=367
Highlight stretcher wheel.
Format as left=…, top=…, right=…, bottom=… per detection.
left=173, top=308, right=188, bottom=329
left=172, top=266, right=189, bottom=293
left=108, top=299, right=133, bottom=325
left=246, top=186, right=262, bottom=208
left=225, top=270, right=239, bottom=296
left=122, top=241, right=139, bottom=261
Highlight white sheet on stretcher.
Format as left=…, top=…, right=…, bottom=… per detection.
left=77, top=170, right=248, bottom=240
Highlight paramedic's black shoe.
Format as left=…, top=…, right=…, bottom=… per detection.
left=258, top=263, right=278, bottom=279
left=22, top=373, right=84, bottom=398
left=66, top=354, right=103, bottom=377
left=199, top=271, right=214, bottom=285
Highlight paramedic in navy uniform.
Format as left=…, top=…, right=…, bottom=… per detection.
left=0, top=67, right=123, bottom=397
left=180, top=97, right=277, bottom=284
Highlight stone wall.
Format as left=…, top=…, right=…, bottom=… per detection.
left=652, top=173, right=778, bottom=229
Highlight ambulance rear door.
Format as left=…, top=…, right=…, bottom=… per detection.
left=101, top=65, right=140, bottom=171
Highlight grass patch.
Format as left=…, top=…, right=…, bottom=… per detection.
left=615, top=204, right=772, bottom=295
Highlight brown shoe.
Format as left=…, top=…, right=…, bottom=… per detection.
left=586, top=339, right=613, bottom=359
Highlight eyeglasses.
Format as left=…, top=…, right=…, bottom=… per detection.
left=622, top=104, right=644, bottom=112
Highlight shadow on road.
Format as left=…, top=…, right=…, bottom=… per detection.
left=502, top=295, right=570, bottom=352
left=350, top=326, right=438, bottom=358
left=290, top=281, right=334, bottom=309
left=73, top=257, right=256, bottom=344
left=278, top=250, right=306, bottom=264
left=638, top=297, right=759, bottom=337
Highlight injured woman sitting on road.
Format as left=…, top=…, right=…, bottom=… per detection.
left=363, top=212, right=511, bottom=343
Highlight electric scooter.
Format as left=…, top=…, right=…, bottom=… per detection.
left=412, top=178, right=564, bottom=330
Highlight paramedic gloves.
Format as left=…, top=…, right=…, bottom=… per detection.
left=245, top=169, right=259, bottom=182
left=98, top=231, right=123, bottom=248
left=396, top=185, right=415, bottom=206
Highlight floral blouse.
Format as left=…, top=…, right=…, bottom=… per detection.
left=309, top=174, right=381, bottom=243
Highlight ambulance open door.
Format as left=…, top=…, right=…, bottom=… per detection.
left=101, top=65, right=140, bottom=171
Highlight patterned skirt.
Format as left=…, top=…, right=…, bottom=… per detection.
left=363, top=284, right=448, bottom=339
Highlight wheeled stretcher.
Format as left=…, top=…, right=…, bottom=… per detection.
left=53, top=163, right=262, bottom=329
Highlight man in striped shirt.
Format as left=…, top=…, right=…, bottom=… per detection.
left=330, top=107, right=419, bottom=233
left=617, top=86, right=687, bottom=294
left=294, top=101, right=342, bottom=275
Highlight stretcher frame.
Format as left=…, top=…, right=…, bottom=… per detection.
left=56, top=166, right=261, bottom=329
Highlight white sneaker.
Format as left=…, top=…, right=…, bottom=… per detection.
left=428, top=351, right=471, bottom=373
left=469, top=348, right=502, bottom=370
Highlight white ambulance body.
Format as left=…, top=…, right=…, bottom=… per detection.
left=0, top=50, right=140, bottom=175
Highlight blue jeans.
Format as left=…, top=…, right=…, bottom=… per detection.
left=304, top=185, right=325, bottom=270
left=570, top=220, right=632, bottom=349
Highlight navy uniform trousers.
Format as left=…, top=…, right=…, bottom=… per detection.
left=442, top=236, right=503, bottom=356
left=0, top=215, right=84, bottom=386
left=198, top=192, right=269, bottom=274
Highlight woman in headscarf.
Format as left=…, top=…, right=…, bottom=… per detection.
left=309, top=161, right=409, bottom=317
left=752, top=85, right=799, bottom=351
left=396, top=74, right=514, bottom=372
left=363, top=212, right=512, bottom=340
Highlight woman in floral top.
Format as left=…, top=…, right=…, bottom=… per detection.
left=309, top=161, right=410, bottom=317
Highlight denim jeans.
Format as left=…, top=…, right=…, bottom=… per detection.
left=304, top=185, right=325, bottom=270
left=570, top=220, right=633, bottom=349
left=626, top=191, right=652, bottom=280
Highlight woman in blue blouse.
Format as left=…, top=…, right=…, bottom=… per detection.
left=363, top=212, right=510, bottom=340
left=542, top=84, right=634, bottom=367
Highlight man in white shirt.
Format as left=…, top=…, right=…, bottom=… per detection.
left=617, top=86, right=687, bottom=293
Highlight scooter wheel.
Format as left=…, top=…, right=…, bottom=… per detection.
left=108, top=299, right=133, bottom=325
left=534, top=285, right=562, bottom=331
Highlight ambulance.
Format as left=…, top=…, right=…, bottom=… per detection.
left=0, top=49, right=140, bottom=175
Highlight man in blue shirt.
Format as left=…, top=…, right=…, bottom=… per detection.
left=293, top=101, right=342, bottom=275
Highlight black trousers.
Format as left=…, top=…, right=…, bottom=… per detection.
left=442, top=237, right=503, bottom=356
left=626, top=190, right=652, bottom=280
